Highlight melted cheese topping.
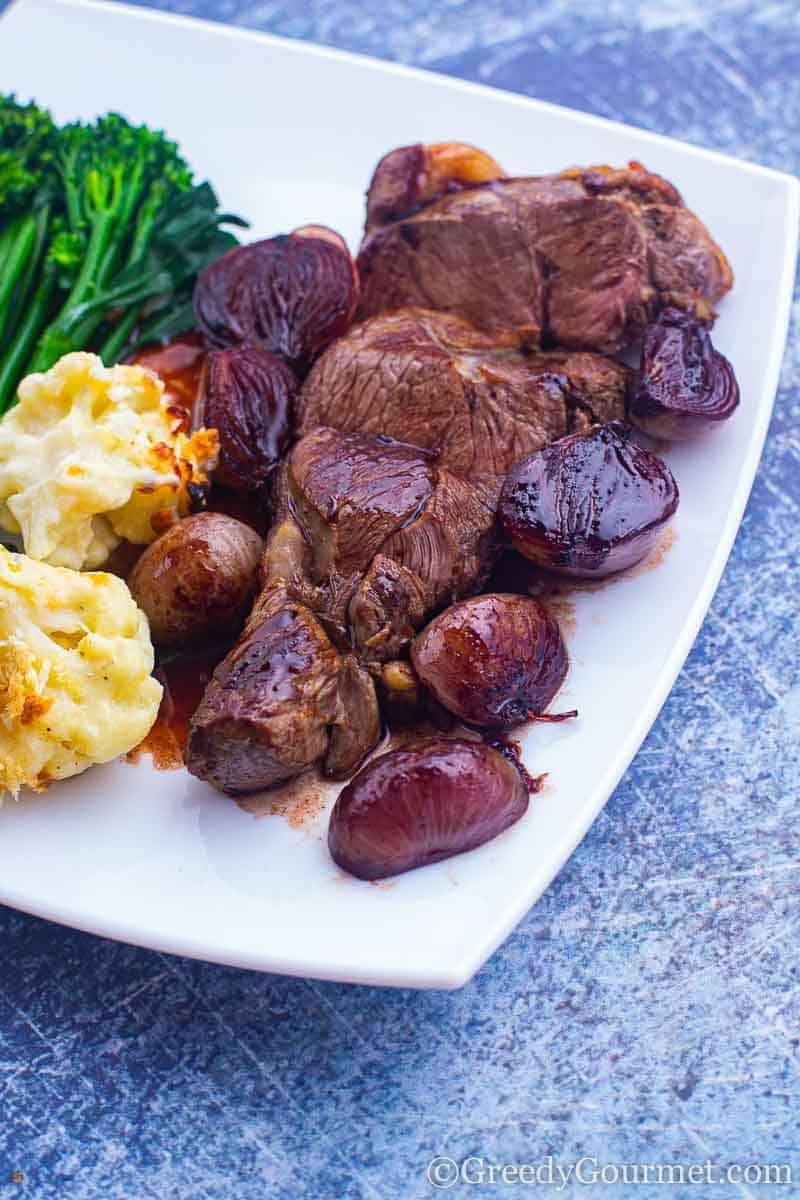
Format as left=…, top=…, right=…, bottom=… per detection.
left=0, top=352, right=218, bottom=569
left=0, top=547, right=162, bottom=796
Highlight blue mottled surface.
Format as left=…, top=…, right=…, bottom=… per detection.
left=0, top=1, right=798, bottom=1197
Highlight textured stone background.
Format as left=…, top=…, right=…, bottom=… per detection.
left=0, top=1, right=798, bottom=1197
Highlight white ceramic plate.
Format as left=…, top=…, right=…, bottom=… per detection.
left=0, top=0, right=797, bottom=988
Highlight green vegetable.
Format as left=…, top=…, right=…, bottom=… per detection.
left=0, top=95, right=246, bottom=413
left=0, top=97, right=59, bottom=355
left=0, top=94, right=58, bottom=222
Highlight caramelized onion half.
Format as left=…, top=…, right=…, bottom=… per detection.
left=328, top=737, right=530, bottom=880
left=194, top=346, right=296, bottom=494
left=411, top=594, right=568, bottom=729
left=629, top=307, right=739, bottom=440
left=193, top=226, right=359, bottom=373
left=499, top=422, right=679, bottom=578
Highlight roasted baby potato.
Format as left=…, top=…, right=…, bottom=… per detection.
left=128, top=512, right=263, bottom=646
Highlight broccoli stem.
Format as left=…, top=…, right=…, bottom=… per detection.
left=98, top=305, right=141, bottom=364
left=0, top=267, right=58, bottom=413
left=0, top=205, right=52, bottom=351
left=62, top=156, right=85, bottom=237
left=95, top=181, right=166, bottom=364
left=0, top=228, right=16, bottom=345
left=63, top=207, right=119, bottom=310
left=0, top=224, right=13, bottom=279
left=0, top=214, right=38, bottom=348
left=26, top=206, right=119, bottom=373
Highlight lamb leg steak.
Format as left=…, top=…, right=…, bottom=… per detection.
left=185, top=584, right=380, bottom=794
left=186, top=428, right=499, bottom=794
left=357, top=151, right=732, bottom=355
left=298, top=309, right=630, bottom=482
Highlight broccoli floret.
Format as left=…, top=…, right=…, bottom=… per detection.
left=0, top=95, right=58, bottom=223
left=58, top=113, right=190, bottom=237
left=46, top=226, right=84, bottom=283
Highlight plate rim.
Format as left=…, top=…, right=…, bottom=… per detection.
left=1, top=0, right=798, bottom=988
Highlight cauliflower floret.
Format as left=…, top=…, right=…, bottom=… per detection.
left=0, top=352, right=218, bottom=570
left=0, top=547, right=162, bottom=797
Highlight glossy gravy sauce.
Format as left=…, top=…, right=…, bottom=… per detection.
left=130, top=334, right=206, bottom=407
left=128, top=647, right=227, bottom=770
left=132, top=334, right=270, bottom=536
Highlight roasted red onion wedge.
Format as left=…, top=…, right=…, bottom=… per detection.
left=629, top=307, right=740, bottom=440
left=194, top=346, right=296, bottom=494
left=498, top=422, right=679, bottom=578
left=328, top=737, right=530, bottom=880
left=411, top=594, right=570, bottom=729
left=193, top=226, right=359, bottom=372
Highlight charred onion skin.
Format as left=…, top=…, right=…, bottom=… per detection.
left=411, top=593, right=568, bottom=729
left=328, top=737, right=530, bottom=880
left=128, top=513, right=263, bottom=646
left=498, top=422, right=679, bottom=578
left=192, top=226, right=359, bottom=373
left=629, top=307, right=740, bottom=440
left=194, top=346, right=296, bottom=494
left=364, top=142, right=506, bottom=233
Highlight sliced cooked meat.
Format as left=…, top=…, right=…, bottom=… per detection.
left=364, top=153, right=682, bottom=235
left=187, top=428, right=499, bottom=795
left=643, top=203, right=733, bottom=311
left=532, top=193, right=650, bottom=351
left=357, top=156, right=732, bottom=354
left=360, top=186, right=546, bottom=345
left=325, top=655, right=382, bottom=778
left=349, top=471, right=499, bottom=661
left=298, top=309, right=629, bottom=481
left=185, top=584, right=380, bottom=794
left=265, top=428, right=499, bottom=663
left=287, top=426, right=435, bottom=581
left=377, top=469, right=497, bottom=601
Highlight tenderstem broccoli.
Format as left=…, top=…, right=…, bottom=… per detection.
left=0, top=95, right=246, bottom=413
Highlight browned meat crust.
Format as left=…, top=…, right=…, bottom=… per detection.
left=357, top=158, right=732, bottom=354
left=298, top=309, right=630, bottom=481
